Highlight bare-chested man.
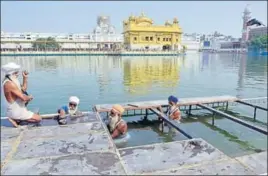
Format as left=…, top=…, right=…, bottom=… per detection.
left=1, top=62, right=41, bottom=125
left=107, top=104, right=128, bottom=139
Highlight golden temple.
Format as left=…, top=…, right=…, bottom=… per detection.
left=123, top=12, right=183, bottom=51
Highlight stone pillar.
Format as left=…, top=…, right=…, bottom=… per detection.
left=171, top=34, right=175, bottom=50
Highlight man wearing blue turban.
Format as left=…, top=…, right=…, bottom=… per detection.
left=158, top=95, right=181, bottom=133
left=158, top=95, right=181, bottom=122
left=167, top=95, right=181, bottom=121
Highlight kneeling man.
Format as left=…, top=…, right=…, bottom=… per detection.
left=1, top=62, right=41, bottom=126
left=108, top=104, right=128, bottom=139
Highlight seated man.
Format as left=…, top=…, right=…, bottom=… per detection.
left=1, top=62, right=41, bottom=127
left=108, top=104, right=128, bottom=139
left=57, top=96, right=80, bottom=125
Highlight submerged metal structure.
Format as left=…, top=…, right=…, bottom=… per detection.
left=94, top=95, right=268, bottom=138
left=1, top=95, right=267, bottom=175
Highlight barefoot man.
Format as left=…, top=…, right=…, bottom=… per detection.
left=1, top=62, right=41, bottom=126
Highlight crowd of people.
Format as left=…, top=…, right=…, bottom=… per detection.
left=1, top=62, right=181, bottom=139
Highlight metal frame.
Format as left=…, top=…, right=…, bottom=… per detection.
left=235, top=100, right=268, bottom=121
left=149, top=108, right=193, bottom=139
left=96, top=100, right=265, bottom=122
left=96, top=102, right=227, bottom=118
left=93, top=97, right=267, bottom=139
left=197, top=104, right=267, bottom=135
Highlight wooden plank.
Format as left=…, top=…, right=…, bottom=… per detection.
left=95, top=95, right=238, bottom=112
left=197, top=104, right=268, bottom=135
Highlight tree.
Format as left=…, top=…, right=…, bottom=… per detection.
left=249, top=35, right=268, bottom=51
left=32, top=37, right=60, bottom=50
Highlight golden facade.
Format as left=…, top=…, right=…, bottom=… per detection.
left=123, top=13, right=183, bottom=51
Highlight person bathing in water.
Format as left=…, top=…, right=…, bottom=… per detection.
left=167, top=95, right=181, bottom=121
left=107, top=104, right=128, bottom=139
left=157, top=95, right=181, bottom=133
left=1, top=62, right=41, bottom=127
left=158, top=95, right=181, bottom=123
left=57, top=96, right=80, bottom=125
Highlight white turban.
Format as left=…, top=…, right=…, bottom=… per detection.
left=69, top=96, right=80, bottom=105
left=1, top=62, right=21, bottom=76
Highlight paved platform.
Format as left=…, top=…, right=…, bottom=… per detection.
left=1, top=112, right=267, bottom=175
left=235, top=151, right=267, bottom=175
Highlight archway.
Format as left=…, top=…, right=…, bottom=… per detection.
left=162, top=45, right=171, bottom=51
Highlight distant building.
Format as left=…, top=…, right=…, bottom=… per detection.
left=181, top=33, right=201, bottom=52
left=122, top=13, right=183, bottom=51
left=200, top=31, right=240, bottom=51
left=248, top=26, right=268, bottom=40
left=241, top=5, right=251, bottom=42
left=200, top=5, right=254, bottom=52
left=92, top=16, right=123, bottom=49
left=1, top=16, right=123, bottom=51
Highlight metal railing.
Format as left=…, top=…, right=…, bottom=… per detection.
left=197, top=104, right=267, bottom=135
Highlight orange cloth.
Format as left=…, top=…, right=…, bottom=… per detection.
left=171, top=110, right=181, bottom=120
left=112, top=104, right=125, bottom=114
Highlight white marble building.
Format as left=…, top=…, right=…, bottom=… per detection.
left=1, top=16, right=123, bottom=51
left=181, top=33, right=202, bottom=52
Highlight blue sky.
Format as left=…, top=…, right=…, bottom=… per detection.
left=1, top=1, right=267, bottom=37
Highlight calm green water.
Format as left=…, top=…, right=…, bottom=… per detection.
left=1, top=53, right=267, bottom=156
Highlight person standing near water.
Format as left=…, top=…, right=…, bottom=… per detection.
left=1, top=62, right=41, bottom=126
left=107, top=104, right=128, bottom=139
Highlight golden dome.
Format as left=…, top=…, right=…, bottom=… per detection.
left=136, top=12, right=153, bottom=24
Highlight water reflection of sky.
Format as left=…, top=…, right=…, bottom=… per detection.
left=201, top=52, right=209, bottom=70
left=1, top=54, right=267, bottom=115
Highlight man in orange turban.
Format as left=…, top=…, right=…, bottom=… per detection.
left=108, top=104, right=128, bottom=139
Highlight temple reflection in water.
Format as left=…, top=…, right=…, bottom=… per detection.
left=123, top=56, right=181, bottom=95
left=1, top=54, right=267, bottom=98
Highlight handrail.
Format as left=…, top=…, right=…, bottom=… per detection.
left=236, top=100, right=268, bottom=111
left=197, top=104, right=267, bottom=135
left=149, top=108, right=193, bottom=139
